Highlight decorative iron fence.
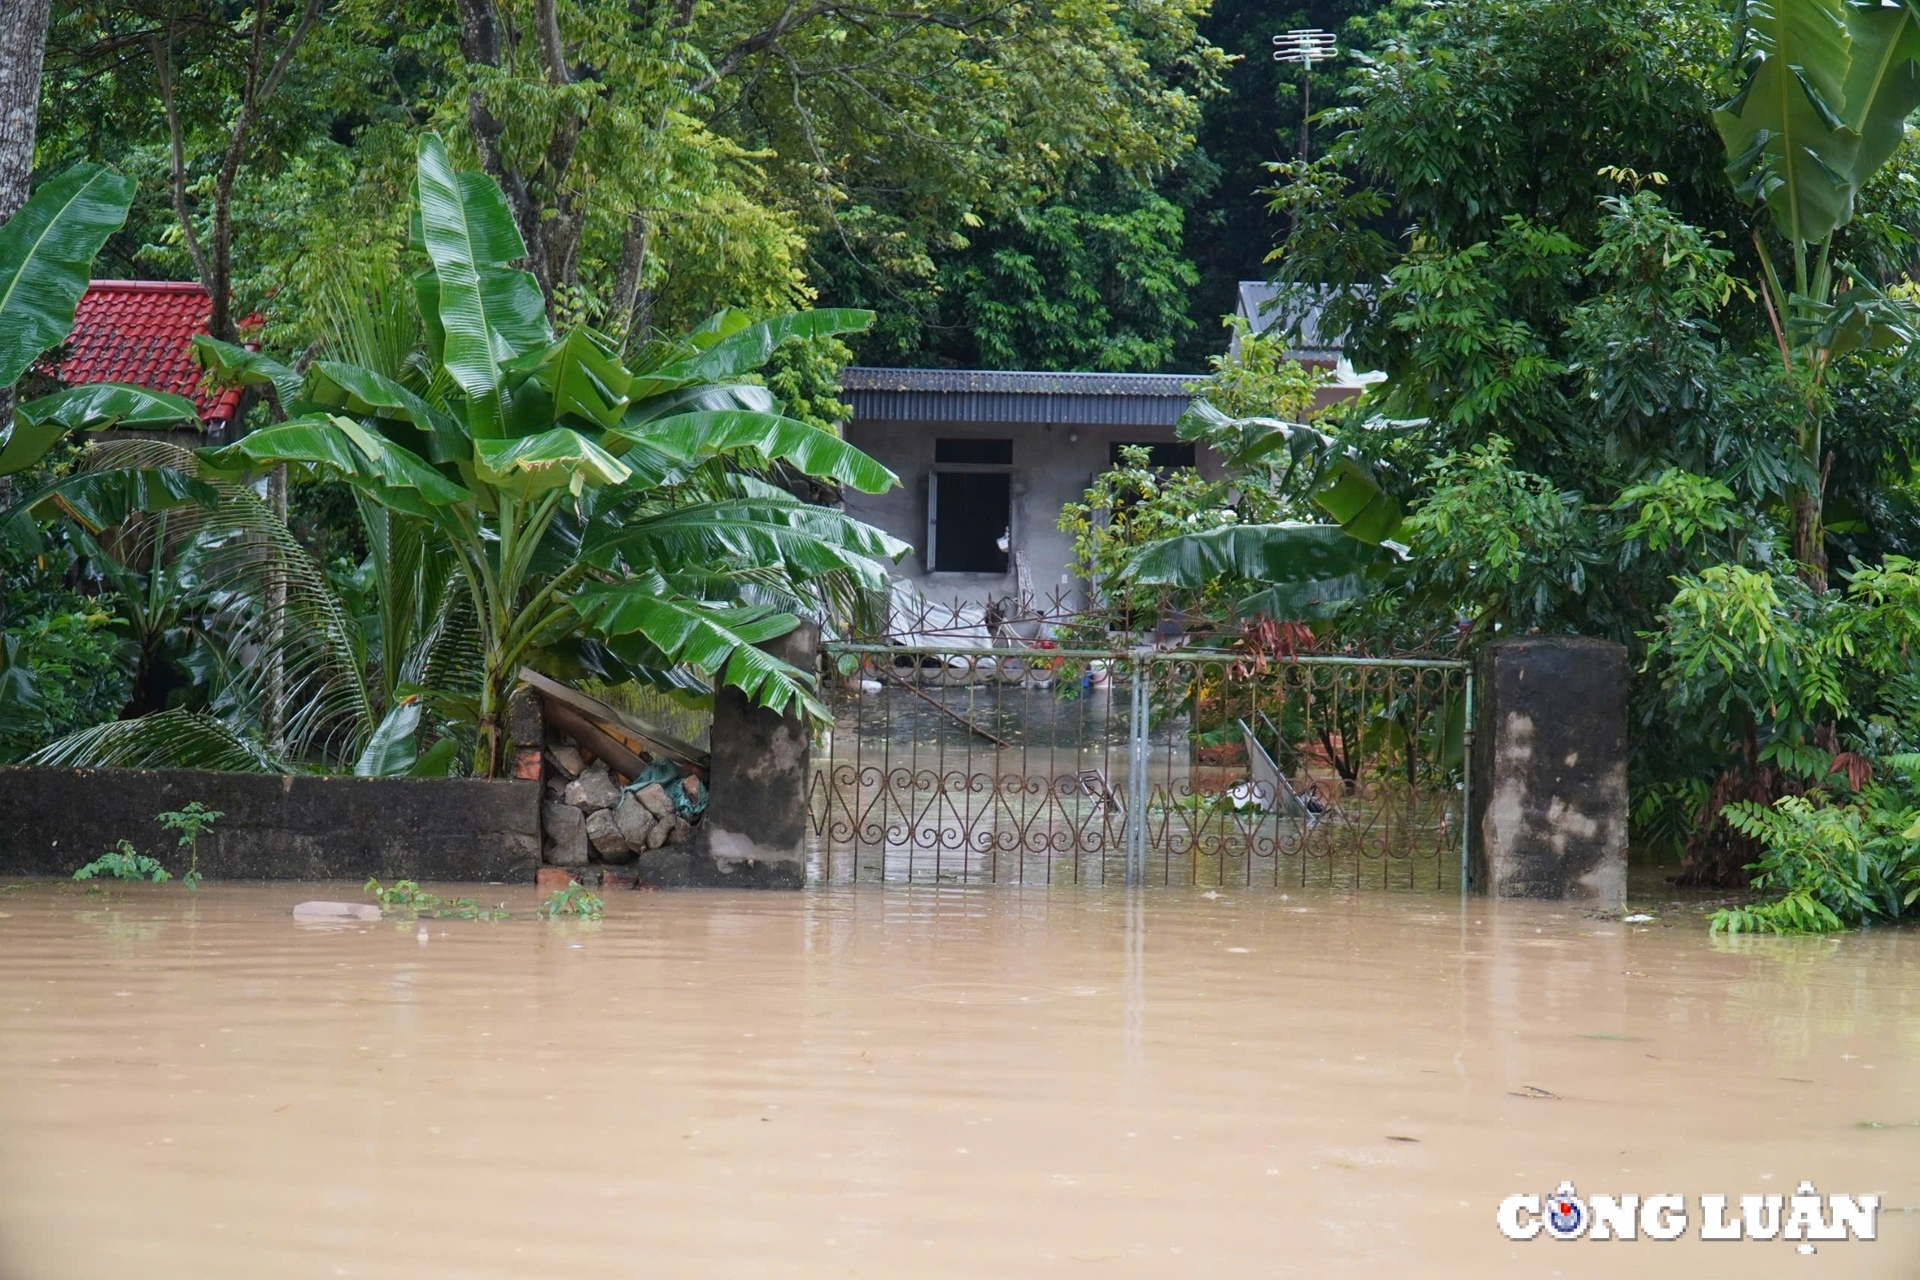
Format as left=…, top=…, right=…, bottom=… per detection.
left=807, top=642, right=1471, bottom=888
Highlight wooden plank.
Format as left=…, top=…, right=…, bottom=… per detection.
left=517, top=668, right=708, bottom=767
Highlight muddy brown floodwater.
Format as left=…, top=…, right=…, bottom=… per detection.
left=1, top=882, right=1916, bottom=1279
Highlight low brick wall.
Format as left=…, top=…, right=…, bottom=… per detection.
left=0, top=767, right=540, bottom=882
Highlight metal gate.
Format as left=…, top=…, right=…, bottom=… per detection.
left=807, top=643, right=1471, bottom=888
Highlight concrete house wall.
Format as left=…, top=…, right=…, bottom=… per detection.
left=838, top=370, right=1222, bottom=613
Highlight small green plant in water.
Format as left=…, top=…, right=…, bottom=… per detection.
left=363, top=878, right=507, bottom=920
left=157, top=802, right=222, bottom=890
left=1710, top=791, right=1920, bottom=935
left=73, top=840, right=172, bottom=883
left=538, top=884, right=604, bottom=919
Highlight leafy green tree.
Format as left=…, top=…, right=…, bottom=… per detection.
left=1059, top=444, right=1237, bottom=621
left=929, top=189, right=1199, bottom=372
left=1714, top=0, right=1920, bottom=584
left=186, top=136, right=904, bottom=774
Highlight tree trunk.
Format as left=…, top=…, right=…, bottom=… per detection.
left=264, top=464, right=288, bottom=756
left=1791, top=449, right=1832, bottom=590
left=0, top=0, right=51, bottom=221
left=1792, top=491, right=1827, bottom=589
left=0, top=0, right=50, bottom=506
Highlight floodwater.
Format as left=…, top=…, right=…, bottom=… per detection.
left=1, top=882, right=1916, bottom=1279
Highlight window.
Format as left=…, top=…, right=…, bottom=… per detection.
left=936, top=438, right=1013, bottom=465
left=928, top=438, right=1013, bottom=573
left=1110, top=441, right=1196, bottom=470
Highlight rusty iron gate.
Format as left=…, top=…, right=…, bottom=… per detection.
left=807, top=644, right=1471, bottom=887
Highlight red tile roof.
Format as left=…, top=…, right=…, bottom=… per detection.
left=51, top=280, right=248, bottom=427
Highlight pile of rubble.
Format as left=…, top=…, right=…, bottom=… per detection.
left=540, top=739, right=704, bottom=886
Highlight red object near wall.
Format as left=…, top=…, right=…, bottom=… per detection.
left=48, top=280, right=255, bottom=431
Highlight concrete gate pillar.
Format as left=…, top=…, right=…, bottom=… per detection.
left=688, top=621, right=818, bottom=888
left=1469, top=636, right=1628, bottom=904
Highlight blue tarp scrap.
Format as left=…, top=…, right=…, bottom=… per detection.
left=624, top=759, right=705, bottom=818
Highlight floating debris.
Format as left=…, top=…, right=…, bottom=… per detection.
left=293, top=901, right=381, bottom=922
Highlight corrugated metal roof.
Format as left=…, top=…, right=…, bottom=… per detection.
left=842, top=366, right=1196, bottom=425
left=842, top=367, right=1196, bottom=395
left=1237, top=281, right=1345, bottom=360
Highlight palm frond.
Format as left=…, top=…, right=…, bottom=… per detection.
left=26, top=708, right=288, bottom=772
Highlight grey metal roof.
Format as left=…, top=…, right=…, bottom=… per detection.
left=842, top=366, right=1197, bottom=426
left=1236, top=281, right=1345, bottom=359
left=841, top=367, right=1195, bottom=395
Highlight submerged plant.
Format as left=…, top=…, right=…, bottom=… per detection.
left=537, top=884, right=604, bottom=920
left=73, top=840, right=172, bottom=883
left=1710, top=791, right=1920, bottom=934
left=157, top=801, right=222, bottom=890
left=363, top=877, right=507, bottom=920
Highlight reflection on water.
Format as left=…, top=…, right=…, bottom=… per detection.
left=1, top=881, right=1916, bottom=1278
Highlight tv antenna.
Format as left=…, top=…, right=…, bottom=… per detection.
left=1272, top=29, right=1339, bottom=163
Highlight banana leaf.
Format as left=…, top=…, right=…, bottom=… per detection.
left=1716, top=0, right=1860, bottom=244
left=569, top=578, right=823, bottom=718
left=585, top=493, right=908, bottom=592
left=604, top=409, right=897, bottom=494
left=474, top=428, right=632, bottom=497
left=1176, top=398, right=1403, bottom=540
left=628, top=308, right=873, bottom=399
left=15, top=465, right=216, bottom=535
left=625, top=382, right=777, bottom=423
left=354, top=701, right=423, bottom=776
left=0, top=162, right=135, bottom=387
left=306, top=360, right=469, bottom=462
left=1839, top=0, right=1920, bottom=189
left=502, top=327, right=633, bottom=431
left=413, top=135, right=550, bottom=424
left=0, top=383, right=202, bottom=476
left=198, top=415, right=473, bottom=517
left=190, top=335, right=305, bottom=412
left=1124, top=522, right=1405, bottom=621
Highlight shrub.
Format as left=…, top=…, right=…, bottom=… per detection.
left=1711, top=791, right=1920, bottom=934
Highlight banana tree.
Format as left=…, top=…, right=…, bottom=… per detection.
left=1120, top=399, right=1407, bottom=619
left=1716, top=0, right=1920, bottom=584
left=197, top=135, right=905, bottom=775
left=0, top=162, right=203, bottom=479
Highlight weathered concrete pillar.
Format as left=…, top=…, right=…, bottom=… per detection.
left=508, top=686, right=545, bottom=782
left=688, top=621, right=818, bottom=888
left=1469, top=636, right=1628, bottom=904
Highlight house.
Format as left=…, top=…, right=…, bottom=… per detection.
left=50, top=281, right=251, bottom=440
left=838, top=367, right=1220, bottom=619
left=1233, top=280, right=1383, bottom=410
left=838, top=292, right=1379, bottom=623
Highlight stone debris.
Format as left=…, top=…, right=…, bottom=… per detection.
left=631, top=782, right=675, bottom=819
left=563, top=760, right=623, bottom=812
left=613, top=793, right=655, bottom=850
left=585, top=807, right=634, bottom=862
left=538, top=725, right=705, bottom=883
left=293, top=901, right=382, bottom=921
left=542, top=800, right=591, bottom=866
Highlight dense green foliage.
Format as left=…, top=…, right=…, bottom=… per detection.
left=36, top=0, right=1240, bottom=371
left=1062, top=0, right=1920, bottom=926
left=2, top=138, right=908, bottom=777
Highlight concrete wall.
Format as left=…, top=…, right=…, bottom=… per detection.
left=841, top=418, right=1226, bottom=613
left=1468, top=638, right=1629, bottom=903
left=0, top=767, right=541, bottom=881
left=686, top=622, right=816, bottom=889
